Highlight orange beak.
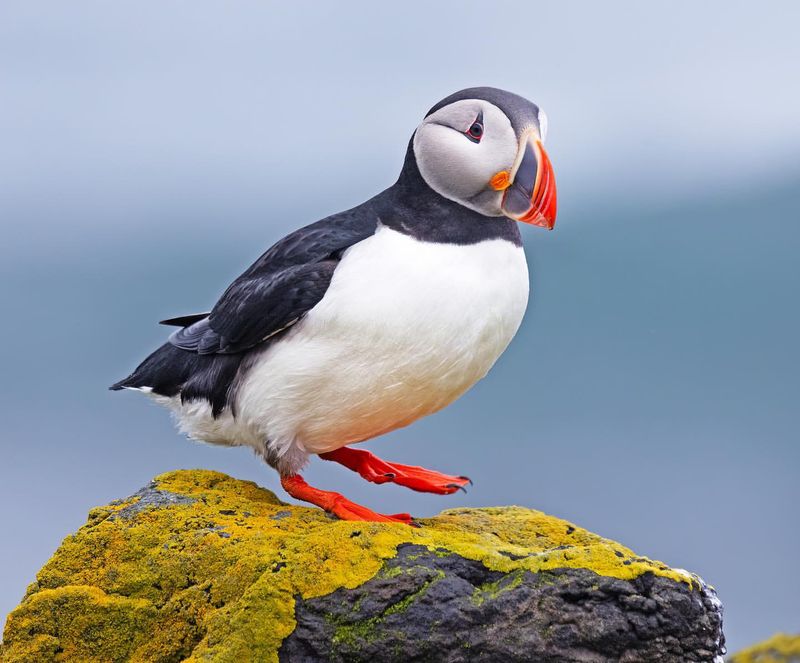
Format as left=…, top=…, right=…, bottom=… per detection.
left=499, top=135, right=557, bottom=230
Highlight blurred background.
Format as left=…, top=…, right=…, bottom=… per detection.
left=1, top=1, right=798, bottom=652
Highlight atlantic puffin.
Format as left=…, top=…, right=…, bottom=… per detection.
left=112, top=87, right=557, bottom=524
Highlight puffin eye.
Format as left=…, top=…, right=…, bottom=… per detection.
left=465, top=111, right=484, bottom=143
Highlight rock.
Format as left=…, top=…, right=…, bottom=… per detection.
left=728, top=633, right=800, bottom=662
left=1, top=470, right=724, bottom=662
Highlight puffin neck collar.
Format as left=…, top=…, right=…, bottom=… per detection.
left=372, top=140, right=522, bottom=247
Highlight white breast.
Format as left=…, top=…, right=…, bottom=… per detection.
left=234, top=225, right=530, bottom=457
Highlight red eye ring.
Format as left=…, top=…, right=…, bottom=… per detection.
left=466, top=122, right=483, bottom=141
left=465, top=111, right=484, bottom=143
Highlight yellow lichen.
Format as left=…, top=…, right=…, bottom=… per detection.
left=729, top=633, right=800, bottom=663
left=2, top=469, right=698, bottom=662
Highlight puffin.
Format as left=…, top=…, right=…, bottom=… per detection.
left=112, top=87, right=557, bottom=524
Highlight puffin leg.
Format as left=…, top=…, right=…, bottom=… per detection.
left=280, top=474, right=413, bottom=525
left=319, top=447, right=471, bottom=495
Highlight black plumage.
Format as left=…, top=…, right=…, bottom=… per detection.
left=159, top=312, right=210, bottom=327
left=113, top=343, right=242, bottom=417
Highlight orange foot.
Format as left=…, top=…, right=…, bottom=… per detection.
left=280, top=474, right=414, bottom=524
left=319, top=447, right=471, bottom=495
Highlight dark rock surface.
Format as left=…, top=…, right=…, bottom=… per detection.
left=282, top=544, right=724, bottom=662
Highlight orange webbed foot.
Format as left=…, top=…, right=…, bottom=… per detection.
left=319, top=447, right=472, bottom=495
left=280, top=474, right=414, bottom=525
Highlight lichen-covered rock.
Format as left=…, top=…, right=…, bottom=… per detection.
left=1, top=470, right=724, bottom=662
left=729, top=634, right=800, bottom=662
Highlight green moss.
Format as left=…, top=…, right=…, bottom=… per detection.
left=2, top=469, right=699, bottom=662
left=471, top=569, right=525, bottom=606
left=332, top=617, right=379, bottom=650
left=729, top=633, right=800, bottom=663
left=331, top=569, right=441, bottom=653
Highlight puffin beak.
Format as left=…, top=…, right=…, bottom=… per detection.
left=500, top=133, right=557, bottom=229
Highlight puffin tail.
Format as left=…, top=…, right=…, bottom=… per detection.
left=110, top=341, right=244, bottom=418
left=109, top=342, right=188, bottom=394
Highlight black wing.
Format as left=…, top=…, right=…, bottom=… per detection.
left=169, top=261, right=338, bottom=354
left=167, top=208, right=378, bottom=355
left=160, top=312, right=211, bottom=327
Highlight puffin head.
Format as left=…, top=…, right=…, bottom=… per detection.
left=412, top=87, right=557, bottom=229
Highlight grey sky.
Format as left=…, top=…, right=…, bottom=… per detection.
left=1, top=1, right=798, bottom=652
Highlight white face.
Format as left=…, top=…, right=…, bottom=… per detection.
left=413, top=99, right=520, bottom=217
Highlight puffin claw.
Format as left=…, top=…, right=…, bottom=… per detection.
left=459, top=475, right=473, bottom=486
left=383, top=472, right=396, bottom=479
left=447, top=483, right=468, bottom=494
